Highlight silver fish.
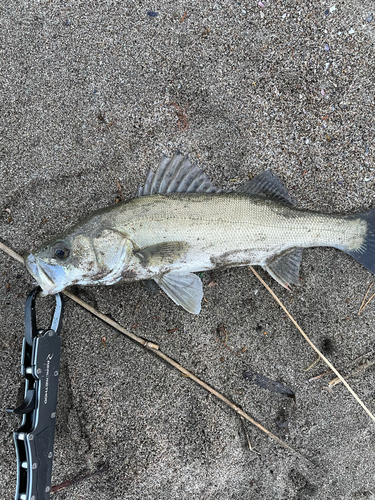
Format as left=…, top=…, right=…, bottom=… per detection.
left=25, top=154, right=375, bottom=314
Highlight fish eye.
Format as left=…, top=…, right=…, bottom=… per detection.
left=52, top=242, right=70, bottom=260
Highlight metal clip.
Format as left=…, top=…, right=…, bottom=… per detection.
left=7, top=287, right=64, bottom=500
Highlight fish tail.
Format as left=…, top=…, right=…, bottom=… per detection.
left=344, top=208, right=375, bottom=275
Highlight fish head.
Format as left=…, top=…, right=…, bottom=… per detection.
left=25, top=229, right=132, bottom=294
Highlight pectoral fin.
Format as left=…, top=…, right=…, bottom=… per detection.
left=155, top=272, right=203, bottom=314
left=135, top=242, right=189, bottom=267
left=263, top=248, right=303, bottom=289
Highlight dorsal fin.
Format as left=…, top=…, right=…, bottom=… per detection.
left=137, top=154, right=220, bottom=196
left=236, top=170, right=294, bottom=206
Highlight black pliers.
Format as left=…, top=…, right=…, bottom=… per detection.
left=8, top=287, right=64, bottom=500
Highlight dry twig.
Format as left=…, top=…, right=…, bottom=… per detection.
left=358, top=283, right=375, bottom=315
left=0, top=241, right=24, bottom=264
left=309, top=350, right=375, bottom=382
left=308, top=370, right=332, bottom=382
left=51, top=467, right=108, bottom=493
left=329, top=360, right=375, bottom=387
left=249, top=266, right=375, bottom=423
left=0, top=241, right=305, bottom=461
left=240, top=416, right=260, bottom=455
left=64, top=290, right=300, bottom=456
left=304, top=356, right=321, bottom=372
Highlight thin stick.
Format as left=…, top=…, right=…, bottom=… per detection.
left=310, top=350, right=375, bottom=382
left=329, top=360, right=375, bottom=387
left=65, top=290, right=302, bottom=457
left=51, top=466, right=109, bottom=493
left=249, top=266, right=375, bottom=423
left=308, top=370, right=332, bottom=382
left=0, top=242, right=304, bottom=460
left=358, top=283, right=373, bottom=315
left=304, top=356, right=321, bottom=372
left=63, top=290, right=159, bottom=350
left=240, top=416, right=260, bottom=455
left=359, top=293, right=375, bottom=316
left=0, top=241, right=24, bottom=264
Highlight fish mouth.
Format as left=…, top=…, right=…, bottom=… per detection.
left=25, top=254, right=59, bottom=294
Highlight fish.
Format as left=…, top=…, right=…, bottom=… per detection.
left=25, top=154, right=375, bottom=314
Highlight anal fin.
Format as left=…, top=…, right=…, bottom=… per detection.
left=155, top=272, right=203, bottom=314
left=263, top=248, right=303, bottom=289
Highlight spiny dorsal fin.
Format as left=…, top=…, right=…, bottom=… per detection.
left=236, top=170, right=294, bottom=206
left=155, top=271, right=203, bottom=314
left=263, top=248, right=303, bottom=289
left=137, top=154, right=220, bottom=196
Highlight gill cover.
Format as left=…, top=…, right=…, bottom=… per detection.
left=92, top=230, right=132, bottom=284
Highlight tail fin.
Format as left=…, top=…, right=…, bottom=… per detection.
left=344, top=208, right=375, bottom=275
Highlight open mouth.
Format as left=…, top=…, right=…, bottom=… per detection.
left=25, top=254, right=57, bottom=294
